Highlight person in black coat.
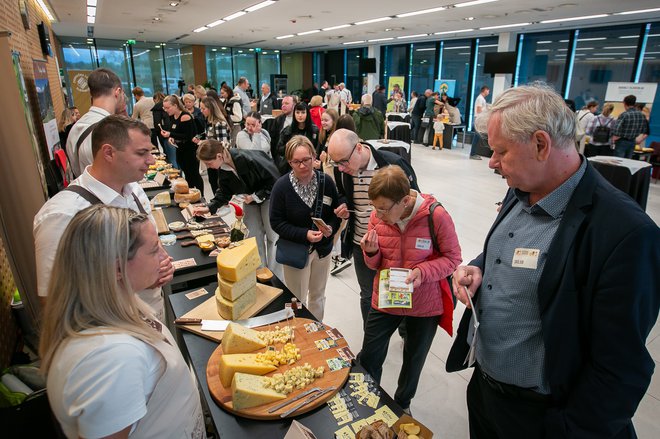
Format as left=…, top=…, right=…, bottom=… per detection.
left=277, top=102, right=319, bottom=175
left=411, top=90, right=429, bottom=144
left=193, top=139, right=282, bottom=278
left=372, top=85, right=388, bottom=114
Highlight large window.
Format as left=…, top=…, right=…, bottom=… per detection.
left=382, top=44, right=408, bottom=94
left=163, top=45, right=183, bottom=95
left=410, top=42, right=436, bottom=100
left=346, top=48, right=366, bottom=103
left=206, top=47, right=233, bottom=89
left=517, top=30, right=571, bottom=91
left=440, top=39, right=472, bottom=119
left=257, top=51, right=280, bottom=92
left=94, top=39, right=134, bottom=113
left=61, top=39, right=96, bottom=71
left=470, top=37, right=498, bottom=126
left=232, top=50, right=256, bottom=92
left=568, top=24, right=641, bottom=109
left=131, top=42, right=166, bottom=96
left=640, top=23, right=660, bottom=83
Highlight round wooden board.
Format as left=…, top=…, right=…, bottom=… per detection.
left=206, top=317, right=351, bottom=420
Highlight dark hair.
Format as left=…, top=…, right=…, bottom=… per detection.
left=623, top=95, right=637, bottom=106
left=586, top=100, right=598, bottom=109
left=336, top=114, right=356, bottom=133
left=246, top=111, right=261, bottom=121
left=480, top=85, right=490, bottom=93
left=237, top=77, right=248, bottom=86
left=293, top=102, right=313, bottom=134
left=221, top=84, right=234, bottom=99
left=87, top=68, right=122, bottom=99
left=196, top=139, right=228, bottom=161
left=91, top=115, right=150, bottom=157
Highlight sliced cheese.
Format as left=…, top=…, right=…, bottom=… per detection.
left=151, top=191, right=171, bottom=206
left=216, top=237, right=261, bottom=282
left=217, top=271, right=257, bottom=301
left=231, top=372, right=286, bottom=410
left=222, top=322, right=266, bottom=354
left=219, top=354, right=277, bottom=388
left=215, top=285, right=256, bottom=320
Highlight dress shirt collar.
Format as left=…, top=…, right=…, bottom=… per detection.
left=78, top=166, right=136, bottom=204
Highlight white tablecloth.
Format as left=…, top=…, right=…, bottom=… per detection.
left=368, top=139, right=411, bottom=153
left=386, top=121, right=411, bottom=130
left=588, top=156, right=651, bottom=175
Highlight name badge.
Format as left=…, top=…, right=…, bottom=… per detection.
left=415, top=238, right=432, bottom=250
left=171, top=124, right=177, bottom=129
left=512, top=248, right=540, bottom=269
left=323, top=195, right=332, bottom=206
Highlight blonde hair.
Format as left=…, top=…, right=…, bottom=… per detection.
left=475, top=82, right=576, bottom=149
left=602, top=103, right=614, bottom=117
left=285, top=135, right=316, bottom=162
left=40, top=205, right=163, bottom=373
left=182, top=93, right=196, bottom=104
left=164, top=95, right=185, bottom=112
left=368, top=165, right=410, bottom=202
left=194, top=85, right=207, bottom=97
left=58, top=108, right=76, bottom=131
left=196, top=138, right=228, bottom=161
left=201, top=96, right=228, bottom=125
left=310, top=95, right=323, bottom=107
left=319, top=109, right=339, bottom=145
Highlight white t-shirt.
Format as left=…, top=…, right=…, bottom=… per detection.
left=132, top=97, right=155, bottom=129
left=474, top=94, right=487, bottom=117
left=66, top=106, right=111, bottom=177
left=33, top=167, right=164, bottom=317
left=48, top=331, right=165, bottom=439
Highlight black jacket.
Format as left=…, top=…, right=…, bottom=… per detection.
left=372, top=91, right=387, bottom=114
left=411, top=95, right=427, bottom=117
left=151, top=101, right=171, bottom=129
left=333, top=144, right=420, bottom=259
left=277, top=124, right=319, bottom=174
left=258, top=94, right=279, bottom=115
left=207, top=149, right=280, bottom=213
left=268, top=113, right=289, bottom=160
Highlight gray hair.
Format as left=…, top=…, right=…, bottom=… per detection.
left=475, top=82, right=575, bottom=149
left=361, top=94, right=372, bottom=106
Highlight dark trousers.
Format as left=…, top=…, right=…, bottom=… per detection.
left=207, top=167, right=219, bottom=195
left=352, top=243, right=377, bottom=329
left=411, top=115, right=422, bottom=143
left=358, top=309, right=438, bottom=409
left=614, top=139, right=635, bottom=159
left=176, top=148, right=204, bottom=194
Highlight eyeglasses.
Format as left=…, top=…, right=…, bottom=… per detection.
left=330, top=142, right=358, bottom=167
left=289, top=157, right=313, bottom=167
left=371, top=199, right=402, bottom=215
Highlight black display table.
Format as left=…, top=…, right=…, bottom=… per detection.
left=589, top=157, right=652, bottom=210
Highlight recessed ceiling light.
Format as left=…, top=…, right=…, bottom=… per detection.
left=464, top=17, right=475, bottom=21
left=238, top=50, right=243, bottom=53
left=87, top=15, right=95, bottom=24
left=276, top=34, right=294, bottom=39
left=537, top=41, right=552, bottom=44
left=416, top=48, right=436, bottom=52
left=540, top=14, right=608, bottom=24
left=603, top=46, right=636, bottom=49
left=480, top=22, right=530, bottom=30
left=212, top=48, right=217, bottom=51
left=536, top=49, right=550, bottom=52
left=169, top=2, right=179, bottom=6
left=578, top=37, right=606, bottom=42
left=298, top=29, right=320, bottom=36
left=322, top=24, right=351, bottom=31
left=207, top=19, right=225, bottom=27
left=249, top=48, right=254, bottom=51
left=616, top=8, right=660, bottom=15
left=274, top=50, right=280, bottom=53
left=343, top=40, right=366, bottom=45
left=455, top=0, right=498, bottom=7
left=193, top=26, right=209, bottom=33
left=224, top=11, right=247, bottom=21
left=262, top=51, right=268, bottom=54
left=87, top=6, right=96, bottom=17
left=396, top=7, right=446, bottom=18
left=221, top=47, right=227, bottom=49
left=444, top=46, right=470, bottom=50
left=245, top=1, right=276, bottom=13
left=397, top=34, right=429, bottom=39
left=355, top=17, right=392, bottom=26
left=36, top=0, right=55, bottom=21
left=154, top=45, right=160, bottom=48
left=153, top=17, right=161, bottom=21
left=87, top=0, right=97, bottom=6
left=434, top=28, right=474, bottom=35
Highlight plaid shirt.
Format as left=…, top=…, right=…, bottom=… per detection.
left=612, top=108, right=649, bottom=140
left=205, top=121, right=229, bottom=143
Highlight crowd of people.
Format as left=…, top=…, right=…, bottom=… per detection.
left=40, top=67, right=659, bottom=438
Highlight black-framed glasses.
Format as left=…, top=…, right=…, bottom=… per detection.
left=329, top=142, right=358, bottom=167
left=289, top=157, right=313, bottom=167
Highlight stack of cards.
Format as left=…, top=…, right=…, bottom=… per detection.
left=327, top=391, right=358, bottom=426
left=348, top=373, right=381, bottom=408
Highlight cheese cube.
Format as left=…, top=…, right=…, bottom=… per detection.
left=219, top=354, right=277, bottom=388
left=216, top=285, right=256, bottom=320
left=231, top=373, right=286, bottom=410
left=222, top=322, right=266, bottom=354
left=216, top=237, right=261, bottom=282
left=217, top=271, right=257, bottom=301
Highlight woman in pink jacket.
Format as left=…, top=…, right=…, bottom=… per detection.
left=359, top=165, right=462, bottom=413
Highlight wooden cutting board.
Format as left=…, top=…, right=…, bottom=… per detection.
left=177, top=283, right=284, bottom=342
left=206, top=317, right=351, bottom=420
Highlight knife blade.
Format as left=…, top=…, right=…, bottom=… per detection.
left=279, top=386, right=336, bottom=418
left=173, top=308, right=294, bottom=332
left=266, top=387, right=321, bottom=413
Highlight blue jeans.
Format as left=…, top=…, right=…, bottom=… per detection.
left=614, top=139, right=635, bottom=159
left=358, top=309, right=438, bottom=409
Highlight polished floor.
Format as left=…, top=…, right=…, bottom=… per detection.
left=319, top=143, right=660, bottom=438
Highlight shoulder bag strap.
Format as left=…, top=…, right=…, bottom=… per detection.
left=313, top=170, right=326, bottom=219
left=63, top=185, right=103, bottom=205
left=75, top=121, right=102, bottom=160
left=428, top=201, right=441, bottom=254
left=131, top=193, right=147, bottom=215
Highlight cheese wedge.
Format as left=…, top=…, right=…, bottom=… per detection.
left=152, top=191, right=171, bottom=206
left=217, top=272, right=257, bottom=301
left=231, top=373, right=286, bottom=410
left=219, top=354, right=277, bottom=388
left=215, top=285, right=256, bottom=320
left=222, top=322, right=267, bottom=354
left=216, top=237, right=261, bottom=282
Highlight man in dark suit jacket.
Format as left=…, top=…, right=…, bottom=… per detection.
left=267, top=95, right=295, bottom=172
left=257, top=83, right=279, bottom=115
left=448, top=84, right=660, bottom=438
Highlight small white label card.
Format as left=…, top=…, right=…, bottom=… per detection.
left=512, top=248, right=540, bottom=270
left=172, top=258, right=197, bottom=270
left=388, top=267, right=414, bottom=293
left=154, top=172, right=166, bottom=185
left=415, top=238, right=432, bottom=250
left=185, top=288, right=209, bottom=300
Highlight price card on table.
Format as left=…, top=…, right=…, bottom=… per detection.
left=154, top=172, right=166, bottom=185
left=172, top=258, right=197, bottom=270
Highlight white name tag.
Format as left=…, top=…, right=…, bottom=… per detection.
left=512, top=248, right=540, bottom=269
left=323, top=195, right=332, bottom=206
left=415, top=238, right=432, bottom=250
left=154, top=172, right=166, bottom=185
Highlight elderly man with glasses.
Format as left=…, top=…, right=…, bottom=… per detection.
left=327, top=129, right=419, bottom=328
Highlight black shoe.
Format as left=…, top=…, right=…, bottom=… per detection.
left=330, top=257, right=352, bottom=275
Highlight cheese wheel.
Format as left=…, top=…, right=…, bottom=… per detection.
left=173, top=188, right=201, bottom=203
left=231, top=373, right=286, bottom=410
left=221, top=322, right=266, bottom=354
left=216, top=285, right=256, bottom=320
left=172, top=179, right=189, bottom=194
left=216, top=237, right=261, bottom=282
left=219, top=354, right=276, bottom=388
left=216, top=272, right=257, bottom=301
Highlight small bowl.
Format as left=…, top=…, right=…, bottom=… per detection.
left=168, top=221, right=186, bottom=232
left=159, top=234, right=177, bottom=246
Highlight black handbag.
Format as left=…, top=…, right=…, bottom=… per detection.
left=275, top=172, right=326, bottom=269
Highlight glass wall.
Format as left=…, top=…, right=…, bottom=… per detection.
left=382, top=44, right=408, bottom=94
left=410, top=42, right=436, bottom=99
left=131, top=41, right=166, bottom=96
left=568, top=24, right=640, bottom=109
left=517, top=30, right=571, bottom=91
left=440, top=39, right=472, bottom=118
left=346, top=48, right=366, bottom=103
left=257, top=50, right=280, bottom=92
left=61, top=40, right=96, bottom=71
left=206, top=47, right=233, bottom=89
left=163, top=45, right=183, bottom=95
left=94, top=39, right=134, bottom=114
left=469, top=37, right=498, bottom=126
left=640, top=23, right=660, bottom=83
left=232, top=50, right=256, bottom=93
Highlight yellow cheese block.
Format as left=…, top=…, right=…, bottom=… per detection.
left=215, top=285, right=257, bottom=320
left=195, top=234, right=215, bottom=244
left=231, top=372, right=286, bottom=410
left=217, top=271, right=257, bottom=301
left=216, top=237, right=261, bottom=282
left=152, top=191, right=171, bottom=206
left=222, top=322, right=266, bottom=354
left=219, top=354, right=277, bottom=388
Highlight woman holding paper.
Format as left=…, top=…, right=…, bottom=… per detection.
left=358, top=165, right=462, bottom=413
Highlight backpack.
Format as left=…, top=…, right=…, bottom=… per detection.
left=591, top=117, right=611, bottom=144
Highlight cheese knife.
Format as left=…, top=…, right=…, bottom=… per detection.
left=279, top=386, right=337, bottom=418
left=174, top=308, right=295, bottom=332
left=266, top=387, right=321, bottom=413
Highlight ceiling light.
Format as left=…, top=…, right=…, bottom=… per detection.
left=224, top=11, right=247, bottom=21
left=416, top=48, right=436, bottom=52
left=298, top=30, right=320, bottom=35
left=396, top=7, right=446, bottom=18
left=464, top=17, right=475, bottom=21
left=595, top=53, right=628, bottom=56
left=193, top=26, right=209, bottom=33
left=86, top=41, right=93, bottom=45
left=618, top=35, right=638, bottom=39
left=586, top=57, right=614, bottom=60
left=248, top=48, right=254, bottom=51
left=603, top=46, right=636, bottom=49
left=36, top=0, right=55, bottom=21
left=397, top=34, right=429, bottom=39
left=238, top=50, right=243, bottom=53
left=575, top=47, right=594, bottom=50
left=323, top=24, right=352, bottom=31
left=153, top=17, right=161, bottom=21
left=480, top=22, right=530, bottom=30
left=343, top=40, right=366, bottom=45
left=578, top=37, right=606, bottom=42
left=435, top=28, right=474, bottom=35
left=276, top=34, right=294, bottom=39
left=479, top=44, right=498, bottom=48
left=169, top=2, right=179, bottom=6
left=262, top=51, right=268, bottom=54
left=154, top=45, right=160, bottom=48
left=87, top=15, right=95, bottom=24
left=455, top=0, right=498, bottom=8
left=368, top=37, right=394, bottom=42
left=274, top=50, right=279, bottom=52
left=212, top=48, right=217, bottom=51
left=87, top=6, right=96, bottom=17
left=536, top=49, right=550, bottom=52
left=444, top=46, right=470, bottom=50
left=207, top=19, right=225, bottom=27
left=245, top=1, right=276, bottom=12
left=540, top=14, right=608, bottom=24
left=537, top=40, right=552, bottom=44
left=616, top=8, right=660, bottom=15
left=87, top=0, right=97, bottom=6
left=645, top=51, right=660, bottom=55
left=355, top=17, right=392, bottom=25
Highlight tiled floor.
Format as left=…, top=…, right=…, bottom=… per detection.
left=320, top=143, right=660, bottom=438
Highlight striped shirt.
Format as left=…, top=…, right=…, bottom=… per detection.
left=351, top=151, right=378, bottom=244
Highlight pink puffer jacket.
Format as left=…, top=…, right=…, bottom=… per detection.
left=364, top=194, right=462, bottom=317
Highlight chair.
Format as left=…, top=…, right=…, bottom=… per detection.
left=650, top=141, right=660, bottom=183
